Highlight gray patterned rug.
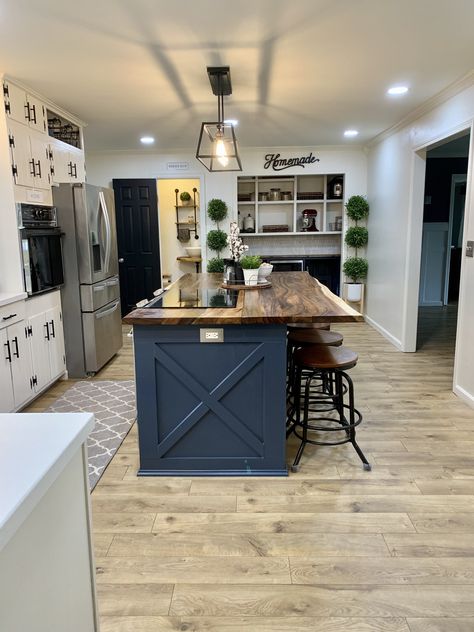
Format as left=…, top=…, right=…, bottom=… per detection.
left=47, top=380, right=136, bottom=490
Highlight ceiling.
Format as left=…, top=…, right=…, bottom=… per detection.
left=1, top=0, right=474, bottom=152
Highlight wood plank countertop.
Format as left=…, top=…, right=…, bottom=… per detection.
left=123, top=272, right=363, bottom=326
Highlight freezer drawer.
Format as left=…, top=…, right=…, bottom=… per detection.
left=80, top=276, right=120, bottom=312
left=82, top=299, right=122, bottom=374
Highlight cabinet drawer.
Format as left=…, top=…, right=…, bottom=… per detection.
left=0, top=302, right=25, bottom=329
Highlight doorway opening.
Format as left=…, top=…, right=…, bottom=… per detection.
left=416, top=133, right=470, bottom=353
left=156, top=178, right=202, bottom=287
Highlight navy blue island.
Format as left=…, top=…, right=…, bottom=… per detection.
left=124, top=272, right=362, bottom=476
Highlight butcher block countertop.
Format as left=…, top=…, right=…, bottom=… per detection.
left=124, top=272, right=363, bottom=326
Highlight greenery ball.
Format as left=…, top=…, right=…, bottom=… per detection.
left=207, top=198, right=228, bottom=222
left=345, top=226, right=368, bottom=249
left=207, top=257, right=225, bottom=273
left=206, top=229, right=228, bottom=253
left=180, top=191, right=191, bottom=202
left=346, top=195, right=369, bottom=221
left=343, top=257, right=368, bottom=283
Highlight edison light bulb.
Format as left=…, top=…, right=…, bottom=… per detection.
left=215, top=137, right=229, bottom=167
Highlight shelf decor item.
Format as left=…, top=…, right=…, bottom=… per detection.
left=240, top=254, right=262, bottom=286
left=343, top=195, right=369, bottom=304
left=180, top=191, right=192, bottom=206
left=207, top=257, right=225, bottom=273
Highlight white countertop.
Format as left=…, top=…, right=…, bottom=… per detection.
left=0, top=413, right=95, bottom=552
left=0, top=292, right=27, bottom=307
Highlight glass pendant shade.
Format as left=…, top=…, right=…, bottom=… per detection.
left=196, top=121, right=242, bottom=172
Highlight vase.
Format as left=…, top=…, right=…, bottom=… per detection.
left=243, top=268, right=259, bottom=286
left=224, top=259, right=244, bottom=283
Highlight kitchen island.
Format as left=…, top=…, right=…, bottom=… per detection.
left=124, top=272, right=362, bottom=476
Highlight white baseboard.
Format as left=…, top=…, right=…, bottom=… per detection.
left=453, top=384, right=474, bottom=409
left=364, top=314, right=404, bottom=351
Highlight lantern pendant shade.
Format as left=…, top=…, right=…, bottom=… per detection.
left=196, top=66, right=242, bottom=172
left=196, top=121, right=242, bottom=172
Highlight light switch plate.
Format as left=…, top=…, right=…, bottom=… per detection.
left=200, top=328, right=224, bottom=343
left=466, top=241, right=474, bottom=258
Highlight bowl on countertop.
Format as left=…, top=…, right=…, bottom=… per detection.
left=185, top=247, right=202, bottom=257
left=258, top=263, right=273, bottom=280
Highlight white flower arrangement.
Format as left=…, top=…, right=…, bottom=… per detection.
left=227, top=221, right=249, bottom=261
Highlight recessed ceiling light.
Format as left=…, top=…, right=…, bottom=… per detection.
left=224, top=119, right=238, bottom=126
left=387, top=85, right=409, bottom=95
left=140, top=136, right=155, bottom=144
left=344, top=129, right=359, bottom=138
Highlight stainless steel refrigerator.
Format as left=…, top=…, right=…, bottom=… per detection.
left=53, top=183, right=123, bottom=377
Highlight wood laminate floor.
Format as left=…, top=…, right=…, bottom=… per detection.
left=26, top=308, right=474, bottom=632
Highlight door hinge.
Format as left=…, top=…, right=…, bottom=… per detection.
left=50, top=165, right=55, bottom=177
left=63, top=354, right=66, bottom=365
left=12, top=164, right=17, bottom=177
left=8, top=134, right=14, bottom=147
left=32, top=375, right=38, bottom=386
left=30, top=377, right=33, bottom=389
left=5, top=102, right=10, bottom=115
left=3, top=83, right=9, bottom=97
left=26, top=325, right=32, bottom=337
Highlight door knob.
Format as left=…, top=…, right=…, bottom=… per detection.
left=118, top=258, right=124, bottom=263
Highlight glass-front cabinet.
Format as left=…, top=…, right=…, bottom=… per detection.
left=237, top=174, right=344, bottom=236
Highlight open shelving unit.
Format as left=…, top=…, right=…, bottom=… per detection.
left=237, top=174, right=344, bottom=236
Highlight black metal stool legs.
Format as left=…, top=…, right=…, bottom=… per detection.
left=345, top=370, right=371, bottom=471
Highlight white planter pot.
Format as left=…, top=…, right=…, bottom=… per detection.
left=243, top=268, right=259, bottom=286
left=346, top=283, right=363, bottom=302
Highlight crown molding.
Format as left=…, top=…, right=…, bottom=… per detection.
left=367, top=70, right=474, bottom=148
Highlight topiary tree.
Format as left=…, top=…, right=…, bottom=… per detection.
left=207, top=257, right=225, bottom=273
left=207, top=229, right=228, bottom=253
left=207, top=199, right=228, bottom=223
left=344, top=195, right=369, bottom=287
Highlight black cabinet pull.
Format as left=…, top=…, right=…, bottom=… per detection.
left=2, top=313, right=17, bottom=321
left=29, top=103, right=37, bottom=124
left=12, top=337, right=19, bottom=358
left=29, top=159, right=36, bottom=176
left=24, top=102, right=31, bottom=121
left=67, top=161, right=73, bottom=177
left=49, top=319, right=55, bottom=338
left=44, top=322, right=50, bottom=341
left=4, top=340, right=11, bottom=363
left=35, top=160, right=41, bottom=177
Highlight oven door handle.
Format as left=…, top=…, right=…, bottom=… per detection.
left=21, top=238, right=32, bottom=295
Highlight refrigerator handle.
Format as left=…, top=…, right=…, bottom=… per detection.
left=99, top=190, right=112, bottom=274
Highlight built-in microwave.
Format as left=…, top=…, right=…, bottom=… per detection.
left=17, top=204, right=64, bottom=296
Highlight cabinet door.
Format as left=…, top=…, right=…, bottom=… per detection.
left=45, top=306, right=66, bottom=379
left=3, top=81, right=29, bottom=126
left=29, top=312, right=52, bottom=392
left=9, top=121, right=35, bottom=187
left=50, top=140, right=73, bottom=183
left=26, top=95, right=47, bottom=134
left=29, top=134, right=51, bottom=190
left=0, top=329, right=15, bottom=413
left=69, top=147, right=85, bottom=182
left=8, top=322, right=33, bottom=408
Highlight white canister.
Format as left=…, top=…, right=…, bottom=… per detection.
left=243, top=213, right=255, bottom=232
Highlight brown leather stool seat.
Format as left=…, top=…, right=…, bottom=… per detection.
left=288, top=322, right=330, bottom=331
left=287, top=344, right=370, bottom=473
left=288, top=329, right=343, bottom=347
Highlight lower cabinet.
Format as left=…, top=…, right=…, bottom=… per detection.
left=0, top=292, right=66, bottom=413
left=27, top=293, right=66, bottom=396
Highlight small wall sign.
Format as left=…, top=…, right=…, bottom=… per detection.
left=263, top=152, right=320, bottom=172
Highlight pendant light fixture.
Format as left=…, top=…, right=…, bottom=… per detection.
left=196, top=66, right=242, bottom=172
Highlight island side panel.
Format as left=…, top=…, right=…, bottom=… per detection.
left=133, top=324, right=288, bottom=476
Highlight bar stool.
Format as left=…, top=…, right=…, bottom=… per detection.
left=288, top=345, right=371, bottom=472
left=286, top=329, right=344, bottom=426
left=288, top=322, right=330, bottom=331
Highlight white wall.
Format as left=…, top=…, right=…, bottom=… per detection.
left=85, top=145, right=367, bottom=268
left=366, top=78, right=474, bottom=406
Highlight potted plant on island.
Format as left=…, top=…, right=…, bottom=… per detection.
left=343, top=195, right=369, bottom=303
left=180, top=191, right=192, bottom=206
left=240, top=255, right=262, bottom=286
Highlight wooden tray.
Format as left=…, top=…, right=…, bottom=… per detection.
left=221, top=280, right=272, bottom=290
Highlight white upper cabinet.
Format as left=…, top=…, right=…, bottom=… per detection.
left=50, top=139, right=85, bottom=184
left=8, top=120, right=51, bottom=190
left=3, top=80, right=47, bottom=134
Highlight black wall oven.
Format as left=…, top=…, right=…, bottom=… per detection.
left=18, top=204, right=64, bottom=296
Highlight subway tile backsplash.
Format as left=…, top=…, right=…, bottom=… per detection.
left=242, top=235, right=341, bottom=257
